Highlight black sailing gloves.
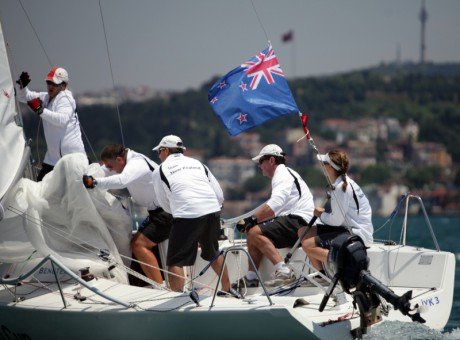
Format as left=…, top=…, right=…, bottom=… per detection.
left=82, top=175, right=96, bottom=189
left=16, top=71, right=31, bottom=89
left=236, top=215, right=258, bottom=233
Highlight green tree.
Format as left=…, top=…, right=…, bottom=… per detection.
left=225, top=187, right=245, bottom=200
left=405, top=166, right=441, bottom=189
left=243, top=173, right=268, bottom=193
left=361, top=164, right=393, bottom=185
left=299, top=167, right=327, bottom=187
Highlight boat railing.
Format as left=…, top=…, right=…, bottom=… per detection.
left=210, top=246, right=274, bottom=308
left=0, top=254, right=132, bottom=308
left=401, top=194, right=440, bottom=251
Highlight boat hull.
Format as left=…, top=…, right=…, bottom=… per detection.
left=0, top=304, right=318, bottom=340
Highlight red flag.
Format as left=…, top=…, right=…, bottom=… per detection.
left=281, top=30, right=294, bottom=43
left=299, top=113, right=311, bottom=140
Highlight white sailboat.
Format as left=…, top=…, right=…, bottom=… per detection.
left=0, top=18, right=455, bottom=340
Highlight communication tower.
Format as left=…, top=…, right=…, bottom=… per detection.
left=419, top=0, right=428, bottom=64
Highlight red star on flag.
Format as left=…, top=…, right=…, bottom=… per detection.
left=3, top=89, right=10, bottom=98
left=210, top=97, right=218, bottom=104
left=239, top=82, right=248, bottom=92
left=218, top=81, right=226, bottom=89
left=237, top=113, right=247, bottom=124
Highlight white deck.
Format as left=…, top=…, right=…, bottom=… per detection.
left=0, top=241, right=455, bottom=339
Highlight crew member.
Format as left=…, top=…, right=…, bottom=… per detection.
left=82, top=144, right=172, bottom=284
left=16, top=67, right=86, bottom=181
left=301, top=150, right=373, bottom=276
left=152, top=135, right=239, bottom=298
left=233, top=144, right=315, bottom=289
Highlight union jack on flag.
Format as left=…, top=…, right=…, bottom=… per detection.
left=241, top=44, right=285, bottom=90
left=208, top=44, right=300, bottom=136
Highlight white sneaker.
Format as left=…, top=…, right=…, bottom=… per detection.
left=264, top=270, right=296, bottom=287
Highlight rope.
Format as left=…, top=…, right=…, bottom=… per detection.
left=80, top=124, right=98, bottom=162
left=98, top=0, right=125, bottom=147
left=250, top=0, right=270, bottom=42
left=16, top=0, right=52, bottom=66
left=8, top=206, right=102, bottom=257
left=6, top=205, right=220, bottom=293
left=14, top=0, right=99, bottom=163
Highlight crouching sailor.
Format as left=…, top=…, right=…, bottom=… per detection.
left=82, top=144, right=172, bottom=285
left=233, top=144, right=315, bottom=290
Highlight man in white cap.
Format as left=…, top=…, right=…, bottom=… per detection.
left=233, top=144, right=315, bottom=290
left=82, top=144, right=172, bottom=285
left=16, top=67, right=86, bottom=181
left=152, top=135, right=240, bottom=298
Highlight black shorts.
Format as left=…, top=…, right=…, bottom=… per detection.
left=315, top=224, right=350, bottom=249
left=37, top=163, right=54, bottom=182
left=260, top=215, right=308, bottom=249
left=166, top=211, right=221, bottom=267
left=138, top=209, right=173, bottom=244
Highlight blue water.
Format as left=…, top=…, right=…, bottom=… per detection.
left=372, top=215, right=460, bottom=336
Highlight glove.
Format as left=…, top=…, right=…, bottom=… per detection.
left=16, top=71, right=31, bottom=89
left=82, top=175, right=96, bottom=189
left=27, top=98, right=44, bottom=115
left=236, top=215, right=257, bottom=233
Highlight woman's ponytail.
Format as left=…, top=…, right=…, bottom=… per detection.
left=328, top=150, right=349, bottom=192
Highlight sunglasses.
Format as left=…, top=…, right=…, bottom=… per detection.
left=157, top=147, right=166, bottom=155
left=258, top=156, right=271, bottom=165
left=46, top=81, right=60, bottom=87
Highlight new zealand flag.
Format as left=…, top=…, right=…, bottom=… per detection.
left=208, top=44, right=299, bottom=136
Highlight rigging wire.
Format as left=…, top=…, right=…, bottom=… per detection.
left=80, top=125, right=98, bottom=162
left=14, top=0, right=99, bottom=163
left=98, top=0, right=125, bottom=147
left=250, top=0, right=270, bottom=42
left=248, top=0, right=354, bottom=233
left=16, top=0, right=52, bottom=66
left=6, top=206, right=218, bottom=292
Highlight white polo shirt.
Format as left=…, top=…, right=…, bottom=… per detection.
left=17, top=86, right=85, bottom=166
left=319, top=175, right=373, bottom=247
left=153, top=153, right=224, bottom=218
left=266, top=164, right=314, bottom=224
left=96, top=149, right=160, bottom=211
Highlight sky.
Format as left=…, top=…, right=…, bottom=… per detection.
left=1, top=0, right=460, bottom=95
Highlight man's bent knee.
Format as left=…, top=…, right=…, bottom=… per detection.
left=131, top=233, right=156, bottom=249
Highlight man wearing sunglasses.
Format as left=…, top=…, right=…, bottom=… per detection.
left=233, top=144, right=315, bottom=290
left=16, top=67, right=85, bottom=181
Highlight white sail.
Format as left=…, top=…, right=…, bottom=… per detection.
left=0, top=21, right=131, bottom=283
left=0, top=20, right=26, bottom=201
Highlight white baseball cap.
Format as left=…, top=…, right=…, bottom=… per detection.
left=317, top=153, right=341, bottom=171
left=152, top=135, right=186, bottom=151
left=252, top=144, right=285, bottom=162
left=45, top=67, right=69, bottom=84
